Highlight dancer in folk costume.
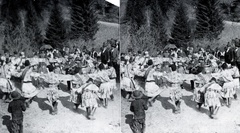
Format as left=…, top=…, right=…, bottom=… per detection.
left=192, top=80, right=205, bottom=110
left=97, top=64, right=113, bottom=108
left=121, top=55, right=136, bottom=100
left=144, top=59, right=162, bottom=107
left=230, top=62, right=239, bottom=100
left=130, top=90, right=148, bottom=133
left=69, top=80, right=83, bottom=109
left=166, top=65, right=183, bottom=114
left=21, top=60, right=41, bottom=107
left=40, top=65, right=60, bottom=115
left=204, top=78, right=222, bottom=119
left=107, top=65, right=117, bottom=100
left=220, top=63, right=234, bottom=107
left=0, top=61, right=15, bottom=102
left=79, top=78, right=99, bottom=120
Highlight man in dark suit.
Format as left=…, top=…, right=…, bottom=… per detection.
left=101, top=42, right=110, bottom=65
left=110, top=40, right=120, bottom=82
left=225, top=42, right=235, bottom=64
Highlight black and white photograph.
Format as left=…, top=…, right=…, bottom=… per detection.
left=0, top=0, right=120, bottom=133
left=120, top=0, right=240, bottom=133
left=2, top=0, right=240, bottom=132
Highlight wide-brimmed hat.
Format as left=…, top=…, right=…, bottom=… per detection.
left=147, top=59, right=153, bottom=66
left=132, top=90, right=143, bottom=99
left=10, top=91, right=21, bottom=100
left=24, top=60, right=31, bottom=66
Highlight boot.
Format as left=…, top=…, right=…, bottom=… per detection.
left=228, top=98, right=232, bottom=108
left=104, top=98, right=108, bottom=108
left=212, top=106, right=219, bottom=119
left=74, top=104, right=79, bottom=109
left=110, top=94, right=114, bottom=101
left=234, top=94, right=238, bottom=100
left=54, top=102, right=58, bottom=114
left=89, top=107, right=96, bottom=120
left=209, top=107, right=213, bottom=118
left=51, top=101, right=58, bottom=115
left=86, top=107, right=91, bottom=119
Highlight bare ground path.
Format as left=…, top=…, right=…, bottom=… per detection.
left=0, top=82, right=121, bottom=133
left=121, top=80, right=240, bottom=133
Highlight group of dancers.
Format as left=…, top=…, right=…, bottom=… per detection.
left=0, top=38, right=120, bottom=122
left=121, top=41, right=240, bottom=119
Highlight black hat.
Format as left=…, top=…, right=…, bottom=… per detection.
left=24, top=60, right=30, bottom=66
left=10, top=91, right=21, bottom=100
left=132, top=90, right=143, bottom=99
left=147, top=59, right=153, bottom=66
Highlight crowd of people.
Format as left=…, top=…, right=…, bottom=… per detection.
left=0, top=39, right=120, bottom=132
left=121, top=40, right=240, bottom=132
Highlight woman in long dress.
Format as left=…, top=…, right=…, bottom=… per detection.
left=144, top=59, right=162, bottom=107
left=204, top=78, right=222, bottom=119
left=220, top=63, right=234, bottom=107
left=21, top=60, right=41, bottom=107
left=69, top=80, right=83, bottom=109
left=97, top=64, right=115, bottom=108
left=121, top=56, right=135, bottom=100
left=0, top=61, right=15, bottom=102
left=80, top=78, right=99, bottom=120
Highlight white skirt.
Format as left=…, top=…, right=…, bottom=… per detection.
left=0, top=78, right=15, bottom=93
left=121, top=77, right=134, bottom=92
left=145, top=82, right=162, bottom=97
left=222, top=81, right=234, bottom=98
left=21, top=82, right=40, bottom=98
left=99, top=81, right=115, bottom=99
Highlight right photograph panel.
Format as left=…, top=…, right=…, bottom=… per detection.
left=120, top=0, right=240, bottom=132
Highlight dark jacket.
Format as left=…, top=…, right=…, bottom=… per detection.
left=101, top=48, right=110, bottom=64
left=110, top=48, right=119, bottom=63
left=8, top=99, right=26, bottom=120
left=225, top=47, right=235, bottom=64
left=130, top=99, right=148, bottom=119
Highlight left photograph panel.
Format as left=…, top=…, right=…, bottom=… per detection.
left=0, top=0, right=120, bottom=133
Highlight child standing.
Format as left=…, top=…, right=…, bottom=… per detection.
left=8, top=91, right=26, bottom=133
left=130, top=90, right=148, bottom=133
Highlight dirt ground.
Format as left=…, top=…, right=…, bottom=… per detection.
left=121, top=80, right=240, bottom=133
left=0, top=82, right=121, bottom=133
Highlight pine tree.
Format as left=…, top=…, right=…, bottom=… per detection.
left=81, top=0, right=99, bottom=41
left=195, top=0, right=224, bottom=40
left=71, top=0, right=99, bottom=42
left=170, top=2, right=191, bottom=48
left=125, top=0, right=147, bottom=35
left=150, top=0, right=168, bottom=48
left=25, top=0, right=43, bottom=50
left=70, top=0, right=85, bottom=40
left=44, top=2, right=67, bottom=48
